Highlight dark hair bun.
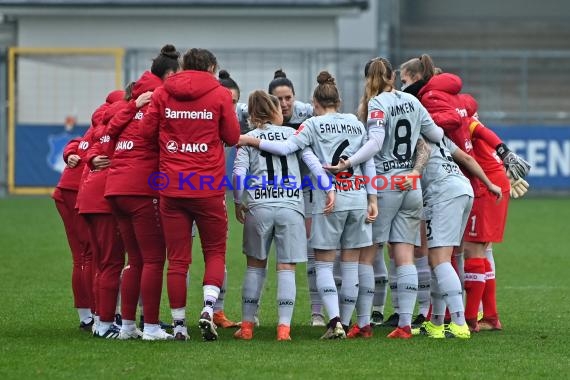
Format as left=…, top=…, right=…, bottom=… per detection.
left=219, top=69, right=231, bottom=80
left=274, top=69, right=287, bottom=79
left=317, top=71, right=335, bottom=85
left=160, top=44, right=180, bottom=59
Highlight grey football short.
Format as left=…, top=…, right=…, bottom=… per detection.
left=243, top=206, right=307, bottom=263
left=310, top=209, right=372, bottom=250
left=424, top=195, right=473, bottom=248
left=373, top=189, right=423, bottom=244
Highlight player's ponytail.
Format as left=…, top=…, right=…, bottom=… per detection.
left=248, top=90, right=280, bottom=129
left=358, top=58, right=394, bottom=121
left=313, top=71, right=341, bottom=110
left=219, top=69, right=240, bottom=99
left=268, top=69, right=295, bottom=95
left=400, top=53, right=436, bottom=84
left=151, top=44, right=180, bottom=79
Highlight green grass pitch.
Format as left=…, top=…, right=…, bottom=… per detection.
left=0, top=197, right=568, bottom=379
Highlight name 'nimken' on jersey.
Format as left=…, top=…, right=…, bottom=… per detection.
left=319, top=123, right=363, bottom=135
left=165, top=108, right=213, bottom=120
left=389, top=101, right=415, bottom=117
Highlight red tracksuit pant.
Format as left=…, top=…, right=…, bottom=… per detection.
left=108, top=195, right=166, bottom=324
left=53, top=188, right=93, bottom=310
left=160, top=195, right=228, bottom=309
left=84, top=213, right=124, bottom=322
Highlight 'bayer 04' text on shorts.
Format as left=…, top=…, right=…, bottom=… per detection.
left=243, top=206, right=307, bottom=263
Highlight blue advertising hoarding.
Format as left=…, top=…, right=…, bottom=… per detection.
left=9, top=124, right=570, bottom=193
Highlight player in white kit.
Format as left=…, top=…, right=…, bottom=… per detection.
left=409, top=136, right=502, bottom=339
left=326, top=57, right=444, bottom=339
left=233, top=91, right=307, bottom=341
left=239, top=72, right=378, bottom=339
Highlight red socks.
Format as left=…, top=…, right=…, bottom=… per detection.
left=464, top=258, right=486, bottom=321
left=482, top=259, right=498, bottom=320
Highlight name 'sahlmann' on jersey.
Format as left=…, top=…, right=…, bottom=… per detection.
left=319, top=122, right=363, bottom=135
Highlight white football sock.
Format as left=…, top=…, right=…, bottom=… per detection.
left=430, top=270, right=446, bottom=326
left=77, top=308, right=92, bottom=323
left=415, top=256, right=431, bottom=317
left=307, top=249, right=322, bottom=315
left=277, top=270, right=296, bottom=326
left=373, top=245, right=388, bottom=314
left=389, top=258, right=399, bottom=313
left=339, top=261, right=359, bottom=326
left=316, top=261, right=339, bottom=320
left=242, top=266, right=266, bottom=323
left=396, top=264, right=418, bottom=328
left=356, top=263, right=375, bottom=328
left=435, top=262, right=465, bottom=326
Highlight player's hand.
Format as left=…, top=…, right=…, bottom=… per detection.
left=400, top=170, right=421, bottom=191
left=323, top=158, right=350, bottom=174
left=135, top=91, right=153, bottom=108
left=496, top=143, right=531, bottom=180
left=366, top=195, right=378, bottom=223
left=487, top=182, right=503, bottom=203
left=235, top=202, right=248, bottom=224
left=510, top=177, right=529, bottom=199
left=323, top=190, right=335, bottom=215
left=92, top=155, right=110, bottom=169
left=67, top=154, right=81, bottom=168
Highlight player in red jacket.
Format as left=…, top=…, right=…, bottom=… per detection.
left=53, top=105, right=108, bottom=331
left=77, top=92, right=127, bottom=339
left=104, top=45, right=180, bottom=340
left=139, top=48, right=241, bottom=341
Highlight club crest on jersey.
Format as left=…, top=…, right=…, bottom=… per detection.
left=166, top=140, right=178, bottom=153
left=464, top=139, right=473, bottom=152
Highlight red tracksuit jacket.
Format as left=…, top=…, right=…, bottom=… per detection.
left=418, top=73, right=485, bottom=195
left=56, top=117, right=100, bottom=192
left=139, top=70, right=240, bottom=198
left=76, top=99, right=127, bottom=214
left=104, top=71, right=164, bottom=198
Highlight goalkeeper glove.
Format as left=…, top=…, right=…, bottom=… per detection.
left=496, top=143, right=531, bottom=180
left=508, top=172, right=530, bottom=199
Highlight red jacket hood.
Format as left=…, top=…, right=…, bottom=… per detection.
left=419, top=73, right=463, bottom=98
left=106, top=89, right=125, bottom=104
left=102, top=100, right=127, bottom=124
left=91, top=103, right=109, bottom=126
left=459, top=94, right=478, bottom=117
left=164, top=70, right=220, bottom=101
left=132, top=71, right=163, bottom=98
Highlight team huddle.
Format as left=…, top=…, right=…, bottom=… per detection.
left=53, top=45, right=531, bottom=342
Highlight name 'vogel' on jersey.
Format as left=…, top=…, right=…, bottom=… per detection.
left=319, top=123, right=363, bottom=134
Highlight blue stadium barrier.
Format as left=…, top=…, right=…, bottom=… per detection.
left=12, top=124, right=570, bottom=191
